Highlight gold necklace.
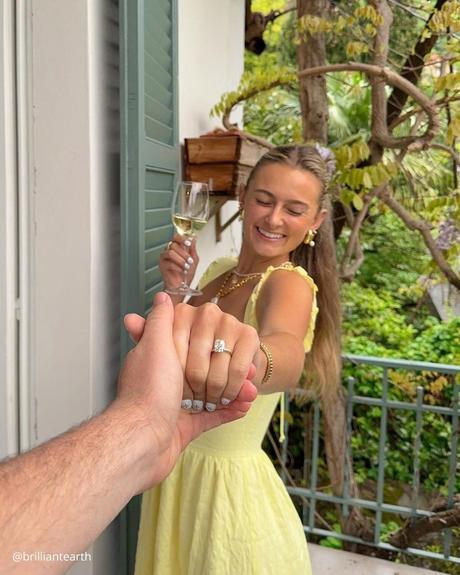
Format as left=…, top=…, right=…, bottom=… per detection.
left=210, top=272, right=260, bottom=304
left=233, top=269, right=264, bottom=278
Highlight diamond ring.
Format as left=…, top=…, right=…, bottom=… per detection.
left=167, top=241, right=174, bottom=250
left=212, top=339, right=233, bottom=356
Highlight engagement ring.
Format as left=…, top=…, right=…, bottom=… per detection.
left=212, top=339, right=233, bottom=356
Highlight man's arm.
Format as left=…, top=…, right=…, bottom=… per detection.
left=0, top=405, right=152, bottom=574
left=0, top=294, right=257, bottom=574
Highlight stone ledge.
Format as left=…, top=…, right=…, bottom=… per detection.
left=309, top=543, right=444, bottom=575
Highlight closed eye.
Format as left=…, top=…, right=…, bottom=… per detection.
left=287, top=209, right=304, bottom=216
left=256, top=200, right=272, bottom=206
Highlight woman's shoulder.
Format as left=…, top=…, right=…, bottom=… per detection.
left=258, top=262, right=317, bottom=296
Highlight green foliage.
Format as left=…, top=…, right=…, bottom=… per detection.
left=242, top=3, right=460, bottom=569
left=243, top=88, right=303, bottom=145
left=210, top=67, right=298, bottom=121
left=428, top=1, right=460, bottom=34
left=341, top=210, right=429, bottom=296
left=341, top=218, right=460, bottom=493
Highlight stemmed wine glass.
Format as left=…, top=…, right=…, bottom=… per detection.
left=166, top=181, right=209, bottom=297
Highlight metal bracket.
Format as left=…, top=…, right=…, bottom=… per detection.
left=209, top=196, right=239, bottom=242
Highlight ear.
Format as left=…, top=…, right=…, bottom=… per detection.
left=312, top=208, right=327, bottom=231
left=238, top=183, right=247, bottom=207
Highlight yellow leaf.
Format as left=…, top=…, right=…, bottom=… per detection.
left=352, top=193, right=364, bottom=210
left=362, top=171, right=373, bottom=188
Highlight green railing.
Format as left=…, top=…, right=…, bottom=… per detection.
left=281, top=354, right=460, bottom=566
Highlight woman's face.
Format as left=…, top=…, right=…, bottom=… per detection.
left=240, top=162, right=326, bottom=260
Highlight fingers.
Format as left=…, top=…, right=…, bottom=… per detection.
left=186, top=304, right=219, bottom=410
left=234, top=378, right=258, bottom=403
left=161, top=246, right=194, bottom=272
left=218, top=327, right=259, bottom=405
left=124, top=313, right=146, bottom=344
left=173, top=303, right=259, bottom=414
left=140, top=293, right=174, bottom=354
left=173, top=304, right=199, bottom=411
left=247, top=364, right=257, bottom=381
left=189, top=237, right=198, bottom=261
left=179, top=381, right=258, bottom=441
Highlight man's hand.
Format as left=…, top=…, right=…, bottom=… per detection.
left=114, top=293, right=258, bottom=491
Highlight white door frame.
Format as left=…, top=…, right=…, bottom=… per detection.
left=0, top=0, right=34, bottom=460
left=0, top=0, right=19, bottom=459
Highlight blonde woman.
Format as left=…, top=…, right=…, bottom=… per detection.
left=133, top=145, right=341, bottom=574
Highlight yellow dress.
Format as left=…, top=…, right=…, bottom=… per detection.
left=134, top=257, right=318, bottom=575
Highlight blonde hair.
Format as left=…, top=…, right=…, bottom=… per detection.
left=247, top=145, right=342, bottom=399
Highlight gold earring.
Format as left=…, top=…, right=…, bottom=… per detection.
left=304, top=229, right=316, bottom=246
left=239, top=206, right=245, bottom=221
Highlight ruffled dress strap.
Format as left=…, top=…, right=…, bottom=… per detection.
left=244, top=262, right=319, bottom=443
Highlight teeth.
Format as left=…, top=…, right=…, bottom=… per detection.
left=257, top=227, right=284, bottom=239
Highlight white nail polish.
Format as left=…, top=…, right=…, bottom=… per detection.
left=221, top=398, right=231, bottom=406
left=184, top=262, right=190, bottom=271
left=181, top=399, right=193, bottom=410
left=206, top=402, right=217, bottom=412
left=192, top=400, right=204, bottom=411
left=187, top=256, right=194, bottom=265
left=184, top=239, right=192, bottom=247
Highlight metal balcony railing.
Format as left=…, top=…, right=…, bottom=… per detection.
left=281, top=354, right=460, bottom=566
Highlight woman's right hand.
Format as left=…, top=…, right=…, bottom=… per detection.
left=159, top=234, right=199, bottom=291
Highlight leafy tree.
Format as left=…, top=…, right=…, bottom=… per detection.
left=213, top=0, right=460, bottom=290
left=213, top=0, right=460, bottom=559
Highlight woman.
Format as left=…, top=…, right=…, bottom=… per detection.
left=134, top=145, right=341, bottom=574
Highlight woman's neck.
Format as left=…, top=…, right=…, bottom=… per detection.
left=236, top=246, right=290, bottom=275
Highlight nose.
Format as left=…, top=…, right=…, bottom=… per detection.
left=265, top=204, right=284, bottom=228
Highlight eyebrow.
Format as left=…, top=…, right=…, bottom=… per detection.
left=254, top=188, right=310, bottom=209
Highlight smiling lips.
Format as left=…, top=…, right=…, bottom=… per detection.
left=256, top=226, right=286, bottom=240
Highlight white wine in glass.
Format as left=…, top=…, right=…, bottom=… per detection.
left=166, top=181, right=209, bottom=297
left=172, top=214, right=207, bottom=236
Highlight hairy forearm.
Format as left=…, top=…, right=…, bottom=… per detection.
left=0, top=404, right=152, bottom=574
left=253, top=333, right=305, bottom=394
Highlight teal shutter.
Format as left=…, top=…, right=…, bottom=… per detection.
left=120, top=0, right=178, bottom=572
left=121, top=0, right=178, bottom=323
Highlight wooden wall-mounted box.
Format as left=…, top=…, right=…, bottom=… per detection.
left=184, top=135, right=270, bottom=195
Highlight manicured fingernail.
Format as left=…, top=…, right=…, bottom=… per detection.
left=184, top=239, right=192, bottom=247
left=181, top=399, right=193, bottom=410
left=184, top=262, right=190, bottom=271
left=221, top=398, right=231, bottom=406
left=192, top=400, right=204, bottom=411
left=187, top=256, right=194, bottom=265
left=206, top=402, right=217, bottom=412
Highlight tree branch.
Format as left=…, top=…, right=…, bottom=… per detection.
left=298, top=63, right=440, bottom=149
left=389, top=93, right=460, bottom=131
left=389, top=497, right=460, bottom=549
left=381, top=187, right=460, bottom=290
left=386, top=0, right=449, bottom=126
left=369, top=0, right=393, bottom=161
left=430, top=142, right=460, bottom=167
left=340, top=186, right=383, bottom=281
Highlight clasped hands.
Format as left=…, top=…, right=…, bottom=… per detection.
left=117, top=293, right=259, bottom=488
left=124, top=298, right=260, bottom=411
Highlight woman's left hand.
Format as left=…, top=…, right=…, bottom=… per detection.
left=173, top=302, right=260, bottom=411
left=124, top=302, right=260, bottom=412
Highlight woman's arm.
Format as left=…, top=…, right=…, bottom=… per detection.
left=253, top=270, right=314, bottom=393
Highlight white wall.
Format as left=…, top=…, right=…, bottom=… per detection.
left=27, top=1, right=120, bottom=573
left=178, top=0, right=245, bottom=277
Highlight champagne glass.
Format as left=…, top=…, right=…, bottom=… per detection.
left=166, top=181, right=209, bottom=297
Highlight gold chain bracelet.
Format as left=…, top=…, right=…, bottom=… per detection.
left=259, top=341, right=273, bottom=385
